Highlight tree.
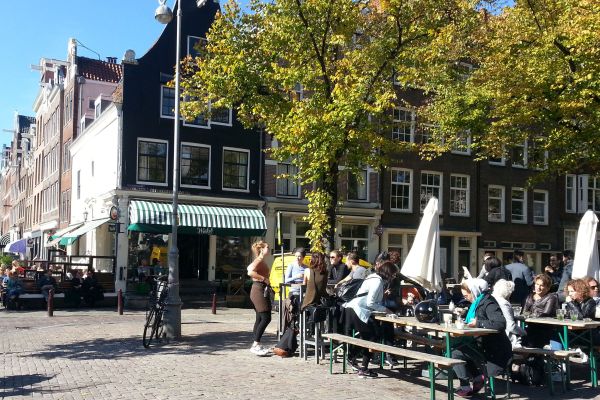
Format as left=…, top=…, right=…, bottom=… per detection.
left=426, top=0, right=600, bottom=174
left=180, top=0, right=481, bottom=252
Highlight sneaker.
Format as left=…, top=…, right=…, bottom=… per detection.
left=250, top=344, right=269, bottom=356
left=472, top=375, right=485, bottom=393
left=385, top=357, right=400, bottom=368
left=455, top=388, right=473, bottom=398
left=357, top=368, right=378, bottom=378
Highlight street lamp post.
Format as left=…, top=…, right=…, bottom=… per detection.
left=155, top=0, right=208, bottom=340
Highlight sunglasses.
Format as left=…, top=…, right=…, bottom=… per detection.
left=590, top=285, right=598, bottom=290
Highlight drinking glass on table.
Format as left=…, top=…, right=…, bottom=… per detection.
left=570, top=312, right=579, bottom=322
left=556, top=309, right=564, bottom=321
left=512, top=306, right=522, bottom=316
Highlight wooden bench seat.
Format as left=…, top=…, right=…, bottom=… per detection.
left=512, top=347, right=579, bottom=395
left=324, top=333, right=464, bottom=400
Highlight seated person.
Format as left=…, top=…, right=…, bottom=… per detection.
left=399, top=291, right=417, bottom=316
left=152, top=258, right=167, bottom=276
left=82, top=269, right=104, bottom=307
left=452, top=279, right=511, bottom=398
left=521, top=273, right=559, bottom=347
left=3, top=270, right=23, bottom=309
left=564, top=278, right=596, bottom=320
left=327, top=250, right=349, bottom=285
left=300, top=253, right=328, bottom=311
left=37, top=269, right=58, bottom=302
left=66, top=270, right=84, bottom=307
left=11, top=260, right=25, bottom=278
left=334, top=252, right=366, bottom=290
left=284, top=248, right=307, bottom=297
left=492, top=279, right=526, bottom=348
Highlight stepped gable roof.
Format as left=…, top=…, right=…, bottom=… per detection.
left=77, top=56, right=123, bottom=83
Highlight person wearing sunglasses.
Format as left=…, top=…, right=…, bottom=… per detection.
left=583, top=276, right=600, bottom=307
left=327, top=250, right=349, bottom=285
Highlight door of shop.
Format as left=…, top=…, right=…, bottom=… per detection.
left=178, top=234, right=209, bottom=280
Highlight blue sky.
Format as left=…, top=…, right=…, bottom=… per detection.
left=0, top=1, right=167, bottom=146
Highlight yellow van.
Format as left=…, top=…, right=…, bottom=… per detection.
left=269, top=253, right=371, bottom=301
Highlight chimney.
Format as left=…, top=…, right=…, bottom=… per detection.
left=106, top=57, right=117, bottom=64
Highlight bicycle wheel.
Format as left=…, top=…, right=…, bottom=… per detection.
left=142, top=307, right=157, bottom=348
left=150, top=307, right=164, bottom=344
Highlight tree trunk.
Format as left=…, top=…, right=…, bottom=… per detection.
left=323, top=161, right=339, bottom=252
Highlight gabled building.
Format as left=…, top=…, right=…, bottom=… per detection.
left=69, top=0, right=266, bottom=291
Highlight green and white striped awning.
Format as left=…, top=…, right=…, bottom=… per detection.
left=128, top=200, right=267, bottom=236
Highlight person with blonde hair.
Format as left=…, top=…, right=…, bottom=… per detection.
left=246, top=240, right=272, bottom=356
left=492, top=279, right=525, bottom=348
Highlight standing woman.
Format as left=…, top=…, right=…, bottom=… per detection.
left=247, top=240, right=272, bottom=356
left=301, top=253, right=328, bottom=311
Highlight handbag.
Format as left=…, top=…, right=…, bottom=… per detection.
left=335, top=279, right=365, bottom=302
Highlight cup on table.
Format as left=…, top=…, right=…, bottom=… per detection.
left=512, top=306, right=522, bottom=316
left=570, top=313, right=579, bottom=322
left=443, top=313, right=452, bottom=327
left=556, top=309, right=564, bottom=321
left=455, top=319, right=465, bottom=330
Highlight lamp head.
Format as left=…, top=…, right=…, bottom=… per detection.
left=197, top=0, right=209, bottom=7
left=83, top=210, right=89, bottom=222
left=155, top=0, right=174, bottom=24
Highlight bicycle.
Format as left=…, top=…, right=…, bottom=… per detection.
left=142, top=276, right=169, bottom=348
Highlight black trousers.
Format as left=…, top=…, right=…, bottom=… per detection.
left=253, top=311, right=272, bottom=343
left=344, top=308, right=379, bottom=369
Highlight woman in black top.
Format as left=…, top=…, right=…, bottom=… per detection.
left=564, top=279, right=596, bottom=320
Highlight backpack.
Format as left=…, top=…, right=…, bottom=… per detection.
left=513, top=356, right=545, bottom=386
left=335, top=279, right=365, bottom=303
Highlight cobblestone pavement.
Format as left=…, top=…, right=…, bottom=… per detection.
left=1, top=307, right=598, bottom=399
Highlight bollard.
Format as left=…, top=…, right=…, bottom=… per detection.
left=117, top=289, right=123, bottom=315
left=47, top=289, right=54, bottom=317
left=211, top=292, right=217, bottom=314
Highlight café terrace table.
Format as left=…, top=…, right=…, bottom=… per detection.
left=523, top=317, right=600, bottom=387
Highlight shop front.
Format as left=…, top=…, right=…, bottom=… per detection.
left=126, top=200, right=267, bottom=282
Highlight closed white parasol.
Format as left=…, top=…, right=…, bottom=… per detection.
left=572, top=210, right=599, bottom=281
left=400, top=197, right=442, bottom=292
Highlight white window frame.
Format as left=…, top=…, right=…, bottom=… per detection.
left=348, top=169, right=369, bottom=202
left=533, top=189, right=549, bottom=225
left=276, top=162, right=300, bottom=198
left=511, top=187, right=527, bottom=224
left=208, top=103, right=233, bottom=127
left=451, top=131, right=472, bottom=155
left=136, top=138, right=169, bottom=186
left=511, top=140, right=527, bottom=168
left=449, top=174, right=469, bottom=217
left=187, top=35, right=207, bottom=57
left=390, top=168, right=412, bottom=213
left=420, top=171, right=443, bottom=213
left=589, top=176, right=600, bottom=212
left=565, top=174, right=576, bottom=213
left=564, top=229, right=577, bottom=252
left=222, top=147, right=250, bottom=193
left=160, top=85, right=176, bottom=119
left=488, top=185, right=505, bottom=222
left=392, top=107, right=415, bottom=142
left=180, top=142, right=211, bottom=189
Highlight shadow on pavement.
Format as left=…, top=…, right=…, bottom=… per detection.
left=25, top=330, right=258, bottom=361
left=0, top=374, right=53, bottom=396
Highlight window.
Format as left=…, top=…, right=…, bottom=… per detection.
left=533, top=190, right=548, bottom=225
left=449, top=174, right=469, bottom=216
left=295, top=220, right=311, bottom=250
left=348, top=169, right=368, bottom=201
left=392, top=107, right=414, bottom=142
left=180, top=143, right=210, bottom=188
left=511, top=188, right=527, bottom=223
left=589, top=177, right=600, bottom=212
left=420, top=171, right=442, bottom=212
left=340, top=224, right=369, bottom=262
left=137, top=139, right=168, bottom=185
left=222, top=148, right=249, bottom=191
left=511, top=141, right=527, bottom=168
left=188, top=36, right=207, bottom=58
left=529, top=138, right=548, bottom=169
left=210, top=105, right=232, bottom=126
left=390, top=168, right=412, bottom=212
left=64, top=90, right=73, bottom=124
left=276, top=162, right=299, bottom=197
left=451, top=131, right=471, bottom=155
left=488, top=185, right=505, bottom=222
left=564, top=229, right=577, bottom=252
left=565, top=175, right=576, bottom=213
left=419, top=123, right=435, bottom=144
left=161, top=86, right=176, bottom=118
left=292, top=83, right=304, bottom=101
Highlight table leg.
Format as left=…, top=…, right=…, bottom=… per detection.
left=329, top=339, right=333, bottom=374
left=429, top=362, right=436, bottom=400
left=589, top=329, right=597, bottom=387
left=562, top=326, right=571, bottom=390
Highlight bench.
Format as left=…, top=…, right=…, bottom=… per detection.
left=323, top=333, right=465, bottom=400
left=513, top=347, right=579, bottom=394
left=396, top=331, right=445, bottom=350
